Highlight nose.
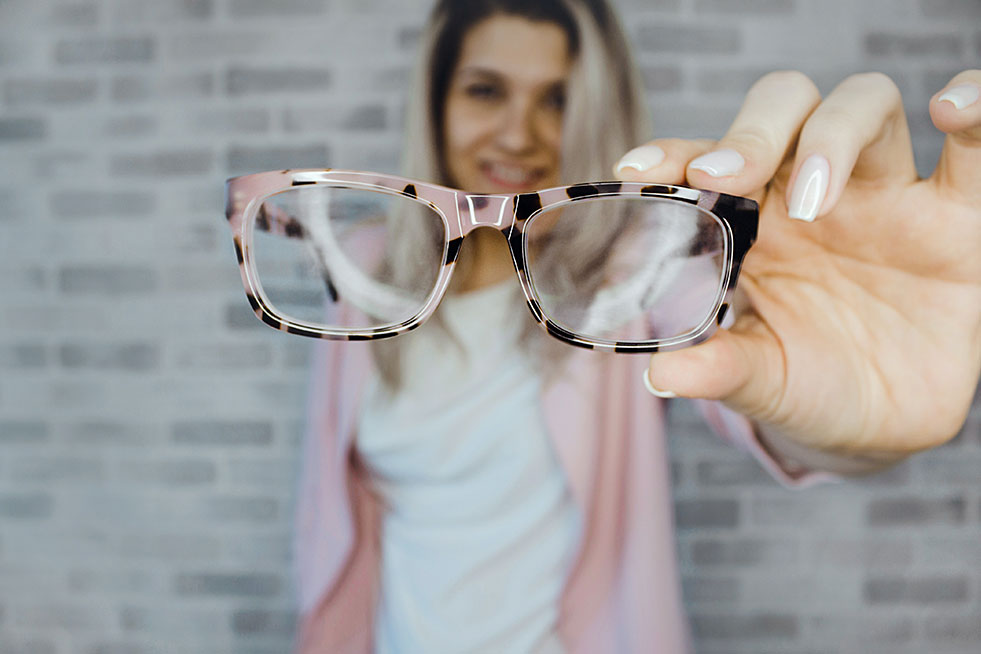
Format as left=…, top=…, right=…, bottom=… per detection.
left=495, top=97, right=537, bottom=153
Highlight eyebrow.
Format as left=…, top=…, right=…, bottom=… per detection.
left=454, top=66, right=567, bottom=89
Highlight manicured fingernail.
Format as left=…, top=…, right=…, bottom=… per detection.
left=643, top=368, right=676, bottom=399
left=615, top=144, right=666, bottom=174
left=938, top=84, right=980, bottom=110
left=787, top=154, right=829, bottom=222
left=688, top=149, right=745, bottom=177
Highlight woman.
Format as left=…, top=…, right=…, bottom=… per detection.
left=294, top=0, right=981, bottom=652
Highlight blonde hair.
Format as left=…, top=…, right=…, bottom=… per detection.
left=373, top=0, right=651, bottom=387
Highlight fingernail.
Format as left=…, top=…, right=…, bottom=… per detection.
left=787, top=154, right=830, bottom=222
left=688, top=149, right=745, bottom=177
left=643, top=368, right=676, bottom=399
left=938, top=84, right=980, bottom=110
left=615, top=145, right=666, bottom=174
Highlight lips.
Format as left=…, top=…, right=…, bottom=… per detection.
left=480, top=161, right=546, bottom=191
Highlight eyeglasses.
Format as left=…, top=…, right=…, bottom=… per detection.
left=223, top=169, right=758, bottom=353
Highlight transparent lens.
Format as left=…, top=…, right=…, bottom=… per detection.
left=249, top=185, right=445, bottom=331
left=524, top=197, right=728, bottom=344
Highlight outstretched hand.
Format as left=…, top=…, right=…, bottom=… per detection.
left=616, top=71, right=981, bottom=463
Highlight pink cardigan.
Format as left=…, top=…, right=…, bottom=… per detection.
left=295, top=338, right=824, bottom=653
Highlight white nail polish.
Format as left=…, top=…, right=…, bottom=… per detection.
left=787, top=154, right=830, bottom=222
left=615, top=145, right=666, bottom=174
left=938, top=84, right=980, bottom=110
left=643, top=369, right=677, bottom=399
left=688, top=149, right=745, bottom=177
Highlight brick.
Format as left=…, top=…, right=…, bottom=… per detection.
left=49, top=3, right=99, bottom=27
left=866, top=496, right=965, bottom=526
left=226, top=66, right=331, bottom=95
left=283, top=104, right=387, bottom=132
left=919, top=0, right=981, bottom=18
left=640, top=65, right=683, bottom=93
left=225, top=144, right=328, bottom=176
left=225, top=302, right=266, bottom=331
left=203, top=496, right=278, bottom=521
left=229, top=0, right=326, bottom=18
left=0, top=639, right=57, bottom=654
left=111, top=72, right=214, bottom=102
left=64, top=421, right=161, bottom=447
left=674, top=499, right=739, bottom=528
left=810, top=537, right=913, bottom=568
left=171, top=420, right=273, bottom=446
left=682, top=576, right=740, bottom=603
left=0, top=420, right=49, bottom=443
left=228, top=458, right=295, bottom=486
left=0, top=345, right=47, bottom=369
left=59, top=343, right=159, bottom=371
left=174, top=572, right=281, bottom=597
left=190, top=108, right=270, bottom=134
left=809, top=615, right=915, bottom=642
left=696, top=460, right=772, bottom=485
left=864, top=576, right=969, bottom=603
left=0, top=492, right=54, bottom=519
left=690, top=613, right=798, bottom=639
left=112, top=0, right=214, bottom=22
left=109, top=149, right=213, bottom=176
left=102, top=114, right=157, bottom=138
left=119, top=533, right=221, bottom=560
left=636, top=24, right=741, bottom=54
left=59, top=265, right=157, bottom=294
left=10, top=455, right=105, bottom=482
left=55, top=37, right=155, bottom=64
left=68, top=568, right=155, bottom=594
left=924, top=614, right=981, bottom=641
left=50, top=190, right=156, bottom=219
left=0, top=117, right=46, bottom=140
left=231, top=609, right=297, bottom=636
left=174, top=342, right=274, bottom=369
left=692, top=538, right=798, bottom=566
left=695, top=0, right=794, bottom=12
left=14, top=603, right=112, bottom=630
left=118, top=459, right=217, bottom=485
left=865, top=32, right=963, bottom=57
left=4, top=78, right=98, bottom=105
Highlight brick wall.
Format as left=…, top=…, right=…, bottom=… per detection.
left=0, top=0, right=978, bottom=652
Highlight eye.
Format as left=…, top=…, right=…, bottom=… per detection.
left=465, top=82, right=503, bottom=101
left=543, top=85, right=566, bottom=112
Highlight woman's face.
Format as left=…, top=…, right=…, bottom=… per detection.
left=442, top=14, right=571, bottom=194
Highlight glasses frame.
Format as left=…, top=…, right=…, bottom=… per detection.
left=224, top=169, right=758, bottom=353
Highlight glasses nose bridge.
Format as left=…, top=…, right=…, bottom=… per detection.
left=459, top=193, right=516, bottom=235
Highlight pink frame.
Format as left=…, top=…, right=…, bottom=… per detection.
left=224, top=169, right=758, bottom=353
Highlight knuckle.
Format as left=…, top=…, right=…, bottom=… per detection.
left=844, top=71, right=903, bottom=107
left=754, top=70, right=821, bottom=103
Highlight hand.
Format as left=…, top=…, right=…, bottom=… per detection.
left=616, top=70, right=981, bottom=462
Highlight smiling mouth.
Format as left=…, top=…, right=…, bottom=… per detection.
left=481, top=161, right=546, bottom=190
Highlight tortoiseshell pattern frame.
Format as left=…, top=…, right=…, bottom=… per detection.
left=224, top=169, right=758, bottom=353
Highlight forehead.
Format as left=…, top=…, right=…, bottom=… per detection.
left=455, top=14, right=572, bottom=84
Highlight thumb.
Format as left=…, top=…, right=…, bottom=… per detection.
left=646, top=320, right=785, bottom=418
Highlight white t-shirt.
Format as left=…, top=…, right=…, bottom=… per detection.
left=358, top=281, right=581, bottom=654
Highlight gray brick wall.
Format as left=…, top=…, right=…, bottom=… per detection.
left=0, top=0, right=978, bottom=652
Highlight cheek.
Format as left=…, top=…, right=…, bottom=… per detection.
left=444, top=98, right=493, bottom=160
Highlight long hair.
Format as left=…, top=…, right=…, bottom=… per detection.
left=373, top=0, right=651, bottom=387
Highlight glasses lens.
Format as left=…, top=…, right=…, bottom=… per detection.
left=249, top=185, right=445, bottom=332
left=524, top=197, right=729, bottom=344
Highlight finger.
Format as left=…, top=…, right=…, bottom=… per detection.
left=644, top=315, right=783, bottom=415
left=683, top=71, right=822, bottom=198
left=784, top=72, right=917, bottom=222
left=928, top=70, right=981, bottom=204
left=614, top=137, right=716, bottom=185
